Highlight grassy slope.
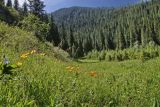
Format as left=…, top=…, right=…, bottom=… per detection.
left=0, top=22, right=160, bottom=106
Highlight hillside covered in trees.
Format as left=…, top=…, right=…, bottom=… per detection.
left=52, top=0, right=160, bottom=58
left=1, top=0, right=160, bottom=59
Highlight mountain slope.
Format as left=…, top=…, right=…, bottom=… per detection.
left=0, top=4, right=19, bottom=24
left=52, top=1, right=160, bottom=55
left=0, top=22, right=70, bottom=61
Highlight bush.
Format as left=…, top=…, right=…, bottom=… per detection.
left=19, top=14, right=49, bottom=41
left=0, top=6, right=20, bottom=24
left=86, top=50, right=99, bottom=60
left=86, top=44, right=160, bottom=62
left=98, top=50, right=106, bottom=61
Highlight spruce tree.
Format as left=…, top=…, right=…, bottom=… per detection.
left=100, top=30, right=105, bottom=50
left=28, top=0, right=45, bottom=17
left=6, top=0, right=12, bottom=7
left=60, top=23, right=69, bottom=50
left=69, top=27, right=75, bottom=48
left=14, top=0, right=19, bottom=10
left=141, top=28, right=145, bottom=46
left=22, top=1, right=28, bottom=16
left=77, top=40, right=84, bottom=57
left=47, top=15, right=61, bottom=46
left=0, top=0, right=5, bottom=5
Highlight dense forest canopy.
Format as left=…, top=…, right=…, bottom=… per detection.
left=52, top=0, right=160, bottom=57
left=1, top=0, right=160, bottom=59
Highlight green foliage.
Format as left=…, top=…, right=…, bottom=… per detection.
left=7, top=7, right=20, bottom=23
left=21, top=1, right=28, bottom=16
left=0, top=5, right=20, bottom=24
left=53, top=1, right=160, bottom=55
left=1, top=1, right=160, bottom=106
left=13, top=0, right=19, bottom=11
left=86, top=44, right=160, bottom=61
left=0, top=0, right=5, bottom=5
left=0, top=22, right=40, bottom=52
left=98, top=50, right=106, bottom=61
left=47, top=14, right=61, bottom=46
left=0, top=49, right=160, bottom=106
left=28, top=0, right=45, bottom=17
left=86, top=50, right=99, bottom=60
left=0, top=64, right=17, bottom=75
left=6, top=0, right=12, bottom=7
left=19, top=14, right=50, bottom=41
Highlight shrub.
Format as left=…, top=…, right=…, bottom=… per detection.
left=19, top=14, right=49, bottom=41
left=86, top=45, right=160, bottom=62
left=98, top=50, right=106, bottom=61
left=86, top=50, right=99, bottom=60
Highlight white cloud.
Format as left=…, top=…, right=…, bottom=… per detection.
left=18, top=0, right=25, bottom=5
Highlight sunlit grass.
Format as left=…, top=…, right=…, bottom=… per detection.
left=1, top=48, right=160, bottom=106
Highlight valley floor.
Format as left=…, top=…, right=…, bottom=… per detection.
left=1, top=51, right=160, bottom=106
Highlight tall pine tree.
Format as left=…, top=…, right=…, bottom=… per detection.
left=14, top=0, right=19, bottom=10
left=69, top=27, right=75, bottom=48
left=0, top=0, right=5, bottom=5
left=22, top=1, right=28, bottom=16
left=60, top=23, right=69, bottom=50
left=47, top=14, right=61, bottom=46
left=6, top=0, right=12, bottom=7
left=28, top=0, right=45, bottom=17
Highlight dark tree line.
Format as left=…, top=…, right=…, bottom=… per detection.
left=51, top=0, right=160, bottom=57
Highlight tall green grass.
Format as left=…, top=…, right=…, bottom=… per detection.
left=1, top=52, right=160, bottom=106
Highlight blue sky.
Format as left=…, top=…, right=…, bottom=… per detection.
left=45, top=0, right=140, bottom=12
left=7, top=0, right=146, bottom=12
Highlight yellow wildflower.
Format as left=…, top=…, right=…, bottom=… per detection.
left=69, top=69, right=73, bottom=72
left=20, top=52, right=30, bottom=59
left=25, top=52, right=30, bottom=56
left=66, top=66, right=71, bottom=69
left=76, top=67, right=80, bottom=70
left=20, top=54, right=28, bottom=59
left=31, top=50, right=36, bottom=54
left=17, top=62, right=23, bottom=66
left=70, top=67, right=74, bottom=70
left=40, top=53, right=46, bottom=56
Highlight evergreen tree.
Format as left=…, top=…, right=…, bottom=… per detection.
left=28, top=0, right=45, bottom=17
left=22, top=1, right=28, bottom=16
left=14, top=0, right=19, bottom=10
left=100, top=30, right=105, bottom=50
left=69, top=27, right=75, bottom=48
left=47, top=14, right=61, bottom=46
left=6, top=0, right=12, bottom=7
left=60, top=23, right=69, bottom=50
left=0, top=0, right=5, bottom=5
left=42, top=12, right=49, bottom=23
left=141, top=28, right=145, bottom=46
left=77, top=40, right=84, bottom=57
left=119, top=32, right=126, bottom=50
left=71, top=44, right=76, bottom=58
